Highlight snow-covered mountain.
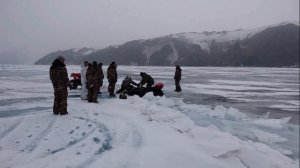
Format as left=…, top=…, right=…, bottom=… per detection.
left=35, top=22, right=299, bottom=67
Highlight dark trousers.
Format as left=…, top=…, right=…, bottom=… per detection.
left=53, top=87, right=68, bottom=114
left=88, top=84, right=99, bottom=102
left=145, top=81, right=154, bottom=92
left=108, top=82, right=116, bottom=96
left=175, top=79, right=181, bottom=91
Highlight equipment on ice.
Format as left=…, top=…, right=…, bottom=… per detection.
left=69, top=73, right=82, bottom=89
left=116, top=76, right=164, bottom=99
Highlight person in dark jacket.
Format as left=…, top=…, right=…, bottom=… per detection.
left=49, top=56, right=69, bottom=115
left=138, top=72, right=154, bottom=91
left=116, top=76, right=139, bottom=95
left=107, top=62, right=118, bottom=96
left=174, top=65, right=182, bottom=92
left=86, top=61, right=100, bottom=103
left=97, top=62, right=104, bottom=94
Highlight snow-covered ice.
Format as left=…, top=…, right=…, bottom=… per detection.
left=0, top=65, right=299, bottom=168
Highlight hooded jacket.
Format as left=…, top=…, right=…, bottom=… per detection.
left=49, top=59, right=69, bottom=87
left=107, top=64, right=118, bottom=83
left=80, top=63, right=88, bottom=85
left=174, top=67, right=182, bottom=81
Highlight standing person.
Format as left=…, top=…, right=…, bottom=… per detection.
left=49, top=56, right=69, bottom=115
left=138, top=72, right=154, bottom=91
left=80, top=61, right=89, bottom=100
left=174, top=65, right=182, bottom=92
left=97, top=62, right=104, bottom=94
left=107, top=61, right=118, bottom=97
left=86, top=61, right=100, bottom=103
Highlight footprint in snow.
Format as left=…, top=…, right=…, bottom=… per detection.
left=69, top=130, right=74, bottom=134
left=93, top=137, right=101, bottom=144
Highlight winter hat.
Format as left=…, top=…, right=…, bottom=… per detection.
left=57, top=56, right=65, bottom=62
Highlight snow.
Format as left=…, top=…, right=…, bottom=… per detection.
left=82, top=50, right=93, bottom=55
left=0, top=65, right=299, bottom=168
left=0, top=96, right=298, bottom=168
left=171, top=21, right=299, bottom=53
left=142, top=45, right=164, bottom=64
left=166, top=42, right=179, bottom=65
left=252, top=129, right=287, bottom=143
left=139, top=21, right=299, bottom=63
left=171, top=27, right=265, bottom=53
left=73, top=48, right=80, bottom=52
left=252, top=117, right=291, bottom=130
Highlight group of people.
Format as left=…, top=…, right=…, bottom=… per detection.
left=49, top=56, right=182, bottom=115
left=80, top=61, right=117, bottom=103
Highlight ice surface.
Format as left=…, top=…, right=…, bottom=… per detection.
left=0, top=65, right=299, bottom=168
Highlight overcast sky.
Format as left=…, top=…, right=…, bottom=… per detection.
left=0, top=0, right=299, bottom=64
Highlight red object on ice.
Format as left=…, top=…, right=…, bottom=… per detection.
left=155, top=83, right=164, bottom=89
left=71, top=73, right=81, bottom=80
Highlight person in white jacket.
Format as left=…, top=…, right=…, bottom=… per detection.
left=80, top=61, right=89, bottom=100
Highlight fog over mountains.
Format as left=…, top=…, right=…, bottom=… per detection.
left=35, top=22, right=299, bottom=67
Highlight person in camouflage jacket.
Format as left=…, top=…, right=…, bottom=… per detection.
left=49, top=56, right=69, bottom=115
left=174, top=65, right=182, bottom=92
left=107, top=62, right=118, bottom=96
left=86, top=61, right=100, bottom=103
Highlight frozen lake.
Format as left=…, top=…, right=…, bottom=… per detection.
left=116, top=66, right=300, bottom=124
left=0, top=64, right=299, bottom=167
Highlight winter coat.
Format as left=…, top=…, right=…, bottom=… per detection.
left=140, top=72, right=154, bottom=86
left=80, top=63, right=88, bottom=99
left=174, top=67, right=182, bottom=81
left=121, top=76, right=138, bottom=88
left=49, top=59, right=69, bottom=88
left=86, top=65, right=100, bottom=86
left=107, top=64, right=118, bottom=83
left=80, top=63, right=88, bottom=85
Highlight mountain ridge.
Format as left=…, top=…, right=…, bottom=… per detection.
left=35, top=22, right=299, bottom=67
